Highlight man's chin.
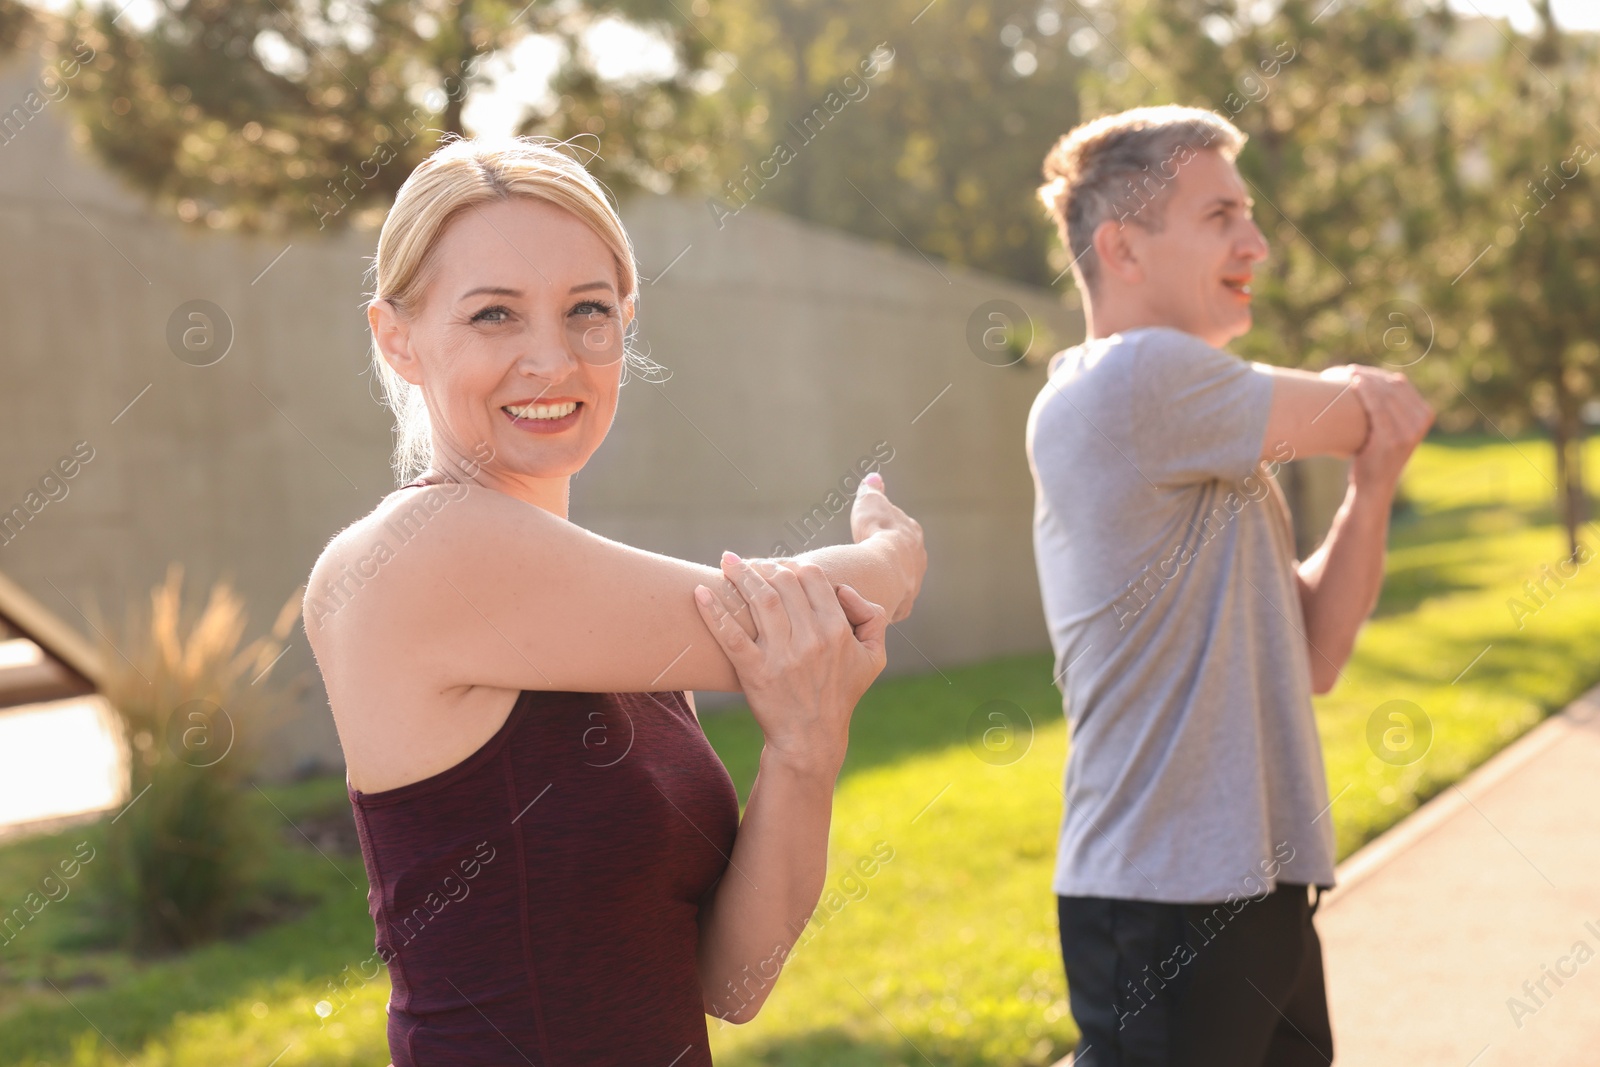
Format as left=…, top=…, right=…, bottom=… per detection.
left=1214, top=310, right=1253, bottom=347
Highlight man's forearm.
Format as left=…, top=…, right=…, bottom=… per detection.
left=1297, top=480, right=1393, bottom=692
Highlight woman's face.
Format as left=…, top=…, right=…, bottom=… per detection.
left=375, top=196, right=634, bottom=490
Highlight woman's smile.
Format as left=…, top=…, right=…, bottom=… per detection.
left=502, top=397, right=583, bottom=434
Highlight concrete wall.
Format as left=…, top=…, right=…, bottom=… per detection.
left=0, top=51, right=1082, bottom=777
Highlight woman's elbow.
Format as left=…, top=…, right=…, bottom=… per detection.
left=698, top=939, right=789, bottom=1022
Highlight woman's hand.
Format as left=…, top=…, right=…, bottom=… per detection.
left=849, top=472, right=926, bottom=622
left=694, top=554, right=888, bottom=779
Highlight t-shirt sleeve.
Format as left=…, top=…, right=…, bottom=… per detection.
left=1130, top=330, right=1274, bottom=487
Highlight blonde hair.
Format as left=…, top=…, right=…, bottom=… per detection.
left=368, top=136, right=652, bottom=484
left=1038, top=106, right=1246, bottom=290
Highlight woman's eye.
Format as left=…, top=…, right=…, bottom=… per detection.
left=572, top=300, right=616, bottom=319
left=471, top=305, right=510, bottom=324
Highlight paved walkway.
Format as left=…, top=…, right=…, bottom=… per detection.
left=1319, top=681, right=1600, bottom=1066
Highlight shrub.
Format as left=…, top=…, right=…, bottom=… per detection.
left=90, top=565, right=301, bottom=954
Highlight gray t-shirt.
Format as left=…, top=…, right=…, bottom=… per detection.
left=1026, top=326, right=1336, bottom=903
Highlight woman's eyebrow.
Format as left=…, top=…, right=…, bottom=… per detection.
left=456, top=281, right=613, bottom=301
left=458, top=285, right=522, bottom=301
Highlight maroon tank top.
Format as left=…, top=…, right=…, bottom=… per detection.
left=346, top=481, right=740, bottom=1066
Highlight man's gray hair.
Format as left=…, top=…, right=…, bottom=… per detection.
left=1038, top=106, right=1246, bottom=290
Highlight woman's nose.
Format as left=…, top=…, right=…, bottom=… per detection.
left=514, top=322, right=579, bottom=379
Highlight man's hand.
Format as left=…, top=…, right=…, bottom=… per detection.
left=849, top=472, right=926, bottom=622
left=1348, top=368, right=1434, bottom=494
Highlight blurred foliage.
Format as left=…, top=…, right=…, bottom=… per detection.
left=40, top=0, right=1090, bottom=283
left=1422, top=0, right=1600, bottom=555
left=47, top=0, right=547, bottom=230
left=0, top=0, right=36, bottom=56
left=533, top=0, right=1091, bottom=284
left=90, top=565, right=302, bottom=955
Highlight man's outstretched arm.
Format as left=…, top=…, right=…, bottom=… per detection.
left=1259, top=364, right=1371, bottom=462
left=1293, top=368, right=1434, bottom=694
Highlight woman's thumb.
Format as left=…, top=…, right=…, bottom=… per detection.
left=837, top=584, right=888, bottom=643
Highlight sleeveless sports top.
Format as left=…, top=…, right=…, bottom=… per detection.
left=346, top=480, right=741, bottom=1066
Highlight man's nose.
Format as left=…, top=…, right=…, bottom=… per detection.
left=1243, top=219, right=1270, bottom=263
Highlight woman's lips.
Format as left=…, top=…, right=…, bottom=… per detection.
left=502, top=402, right=582, bottom=434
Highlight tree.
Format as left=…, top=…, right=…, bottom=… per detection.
left=0, top=0, right=35, bottom=55
left=43, top=0, right=1093, bottom=285
left=50, top=0, right=687, bottom=231
left=1427, top=0, right=1600, bottom=558
left=524, top=0, right=1092, bottom=285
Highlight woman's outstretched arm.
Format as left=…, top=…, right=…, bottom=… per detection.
left=303, top=474, right=924, bottom=694
left=686, top=554, right=889, bottom=1022
left=755, top=472, right=925, bottom=624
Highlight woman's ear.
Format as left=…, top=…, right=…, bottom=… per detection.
left=621, top=292, right=638, bottom=329
left=369, top=298, right=422, bottom=386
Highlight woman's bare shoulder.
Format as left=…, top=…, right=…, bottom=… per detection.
left=303, top=484, right=560, bottom=642
left=304, top=486, right=455, bottom=639
left=304, top=488, right=537, bottom=791
left=305, top=481, right=739, bottom=696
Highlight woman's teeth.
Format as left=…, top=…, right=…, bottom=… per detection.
left=504, top=401, right=578, bottom=420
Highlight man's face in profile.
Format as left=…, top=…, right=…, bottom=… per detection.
left=1120, top=148, right=1271, bottom=348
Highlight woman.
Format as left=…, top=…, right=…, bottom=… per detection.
left=302, top=135, right=927, bottom=1066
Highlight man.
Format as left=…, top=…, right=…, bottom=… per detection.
left=1027, top=105, right=1433, bottom=1066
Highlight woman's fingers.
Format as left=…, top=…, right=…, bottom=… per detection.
left=720, top=551, right=791, bottom=646
left=849, top=471, right=895, bottom=542
left=835, top=581, right=886, bottom=628
left=782, top=561, right=846, bottom=625
left=749, top=559, right=819, bottom=647
left=765, top=558, right=888, bottom=644
left=693, top=585, right=760, bottom=668
left=835, top=584, right=889, bottom=660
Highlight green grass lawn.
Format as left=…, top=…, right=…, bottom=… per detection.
left=1, top=434, right=1597, bottom=1066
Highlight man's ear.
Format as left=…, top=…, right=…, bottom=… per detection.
left=1092, top=216, right=1144, bottom=286
left=368, top=298, right=421, bottom=386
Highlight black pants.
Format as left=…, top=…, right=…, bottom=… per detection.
left=1058, top=884, right=1334, bottom=1066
